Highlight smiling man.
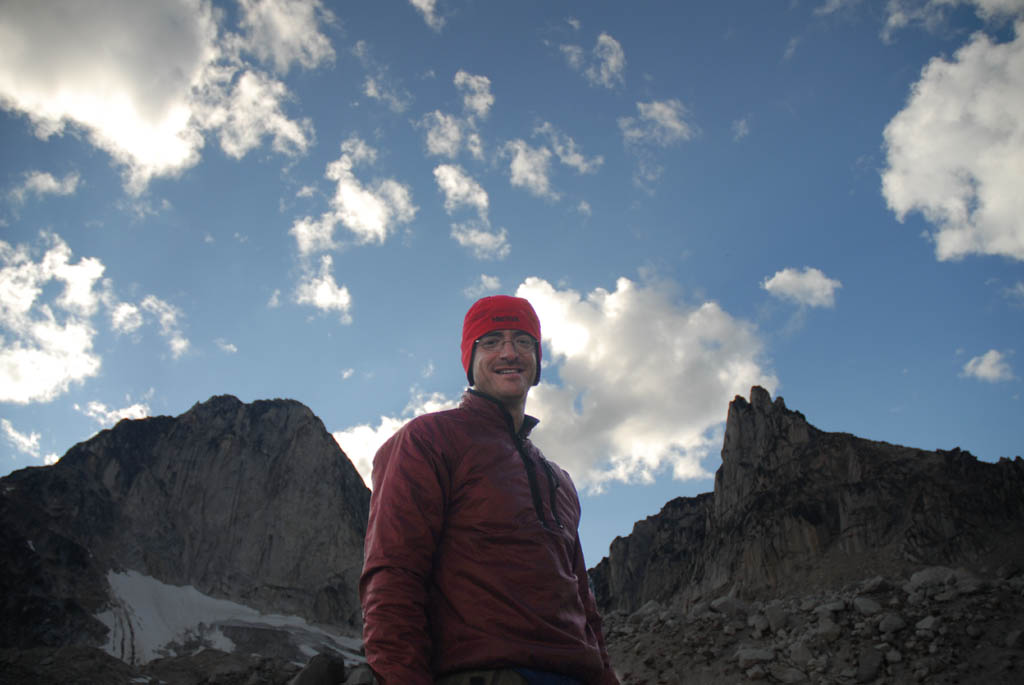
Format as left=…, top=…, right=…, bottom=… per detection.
left=360, top=296, right=618, bottom=685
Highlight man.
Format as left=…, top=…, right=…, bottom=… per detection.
left=360, top=295, right=619, bottom=685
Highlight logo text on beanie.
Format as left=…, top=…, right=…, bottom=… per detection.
left=492, top=315, right=519, bottom=322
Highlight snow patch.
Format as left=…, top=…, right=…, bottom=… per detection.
left=96, top=569, right=362, bottom=666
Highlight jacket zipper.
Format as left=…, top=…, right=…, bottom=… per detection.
left=469, top=389, right=564, bottom=531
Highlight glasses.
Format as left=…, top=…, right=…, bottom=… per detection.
left=475, top=333, right=536, bottom=353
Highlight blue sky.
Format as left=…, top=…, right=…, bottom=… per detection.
left=2, top=0, right=1022, bottom=568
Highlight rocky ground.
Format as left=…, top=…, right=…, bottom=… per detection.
left=603, top=565, right=1024, bottom=684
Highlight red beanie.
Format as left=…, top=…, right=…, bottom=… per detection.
left=462, top=295, right=542, bottom=386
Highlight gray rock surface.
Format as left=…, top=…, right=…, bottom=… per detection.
left=0, top=395, right=370, bottom=652
left=592, top=387, right=1024, bottom=615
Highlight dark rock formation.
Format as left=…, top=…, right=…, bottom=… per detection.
left=0, top=395, right=370, bottom=654
left=603, top=565, right=1024, bottom=684
left=592, top=386, right=1024, bottom=615
left=591, top=386, right=1024, bottom=683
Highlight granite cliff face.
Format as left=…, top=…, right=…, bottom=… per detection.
left=591, top=386, right=1024, bottom=684
left=592, top=386, right=1024, bottom=615
left=0, top=395, right=370, bottom=656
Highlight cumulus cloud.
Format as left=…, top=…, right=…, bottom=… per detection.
left=502, top=139, right=557, bottom=199
left=110, top=302, right=144, bottom=334
left=562, top=32, right=626, bottom=88
left=1, top=418, right=41, bottom=457
left=295, top=254, right=353, bottom=322
left=408, top=0, right=445, bottom=31
left=434, top=164, right=489, bottom=220
left=235, top=0, right=335, bottom=74
left=450, top=223, right=511, bottom=260
left=882, top=0, right=1023, bottom=42
left=534, top=122, right=603, bottom=174
left=353, top=40, right=411, bottom=113
left=9, top=171, right=80, bottom=204
left=207, top=69, right=314, bottom=159
left=75, top=399, right=150, bottom=426
left=454, top=70, right=494, bottom=119
left=881, top=19, right=1024, bottom=261
left=422, top=111, right=464, bottom=158
left=517, top=277, right=776, bottom=490
left=0, top=233, right=103, bottom=403
left=464, top=274, right=501, bottom=298
left=619, top=99, right=697, bottom=147
left=962, top=349, right=1015, bottom=382
left=141, top=295, right=191, bottom=358
left=0, top=0, right=328, bottom=194
left=215, top=338, right=238, bottom=353
left=334, top=390, right=457, bottom=487
left=289, top=136, right=417, bottom=254
left=762, top=267, right=842, bottom=308
left=732, top=118, right=751, bottom=142
left=333, top=277, right=774, bottom=491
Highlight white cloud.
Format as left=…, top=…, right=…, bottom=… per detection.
left=209, top=69, right=314, bottom=159
left=408, top=0, right=445, bottom=31
left=268, top=289, right=282, bottom=308
left=295, top=254, right=352, bottom=322
left=9, top=171, right=80, bottom=204
left=215, top=338, right=238, bottom=354
left=422, top=110, right=463, bottom=158
left=235, top=0, right=336, bottom=74
left=0, top=0, right=324, bottom=194
left=534, top=122, right=603, bottom=174
left=141, top=296, right=190, bottom=358
left=454, top=70, right=494, bottom=119
left=577, top=200, right=592, bottom=216
left=290, top=136, right=417, bottom=254
left=352, top=40, right=411, bottom=113
left=962, top=349, right=1015, bottom=382
left=450, top=223, right=511, bottom=260
left=502, top=139, right=558, bottom=200
left=883, top=0, right=1023, bottom=42
left=341, top=367, right=355, bottom=380
left=75, top=400, right=150, bottom=426
left=732, top=118, right=751, bottom=141
left=815, top=0, right=856, bottom=15
left=563, top=32, right=626, bottom=89
left=882, top=19, right=1024, bottom=261
left=619, top=99, right=697, bottom=147
left=334, top=390, right=457, bottom=487
left=518, top=277, right=776, bottom=491
left=0, top=233, right=103, bottom=403
left=110, top=302, right=144, bottom=334
left=1006, top=281, right=1024, bottom=301
left=363, top=76, right=410, bottom=113
left=433, top=164, right=489, bottom=220
left=560, top=44, right=585, bottom=70
left=762, top=267, right=842, bottom=308
left=464, top=274, right=501, bottom=298
left=784, top=37, right=800, bottom=61
left=1, top=418, right=40, bottom=457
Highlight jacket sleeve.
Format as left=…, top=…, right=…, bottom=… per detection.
left=360, top=420, right=450, bottom=685
left=574, top=535, right=620, bottom=685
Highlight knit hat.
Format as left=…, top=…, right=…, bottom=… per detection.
left=461, top=295, right=542, bottom=386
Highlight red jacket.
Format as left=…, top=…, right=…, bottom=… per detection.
left=360, top=390, right=618, bottom=684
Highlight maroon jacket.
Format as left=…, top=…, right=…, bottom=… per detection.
left=360, top=390, right=618, bottom=684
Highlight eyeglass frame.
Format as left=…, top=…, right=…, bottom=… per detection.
left=474, top=331, right=537, bottom=354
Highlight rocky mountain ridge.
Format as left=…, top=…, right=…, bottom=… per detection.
left=593, top=386, right=1024, bottom=683
left=592, top=387, right=1024, bottom=615
left=0, top=395, right=370, bottom=671
left=1, top=388, right=1022, bottom=684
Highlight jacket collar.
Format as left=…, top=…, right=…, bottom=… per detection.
left=463, top=389, right=539, bottom=438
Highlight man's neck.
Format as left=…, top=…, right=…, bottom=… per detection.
left=469, top=389, right=528, bottom=433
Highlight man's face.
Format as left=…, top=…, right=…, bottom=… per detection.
left=471, top=329, right=537, bottom=407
